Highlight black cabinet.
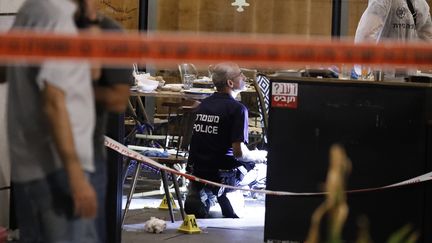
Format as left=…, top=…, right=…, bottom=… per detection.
left=264, top=78, right=432, bottom=243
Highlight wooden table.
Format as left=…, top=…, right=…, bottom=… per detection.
left=130, top=90, right=213, bottom=100
left=129, top=88, right=256, bottom=123
left=130, top=87, right=256, bottom=99
left=129, top=90, right=212, bottom=124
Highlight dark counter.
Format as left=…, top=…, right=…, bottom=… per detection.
left=264, top=77, right=432, bottom=242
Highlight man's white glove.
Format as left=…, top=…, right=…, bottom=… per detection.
left=236, top=143, right=267, bottom=163
left=250, top=149, right=267, bottom=163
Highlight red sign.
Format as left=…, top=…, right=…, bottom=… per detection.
left=271, top=83, right=298, bottom=108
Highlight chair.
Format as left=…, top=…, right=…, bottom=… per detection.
left=152, top=102, right=198, bottom=221
left=122, top=100, right=199, bottom=225
left=251, top=73, right=270, bottom=145
left=239, top=69, right=258, bottom=109
left=124, top=95, right=165, bottom=151
left=178, top=63, right=198, bottom=84
left=235, top=68, right=268, bottom=147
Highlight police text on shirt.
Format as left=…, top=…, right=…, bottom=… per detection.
left=193, top=114, right=219, bottom=135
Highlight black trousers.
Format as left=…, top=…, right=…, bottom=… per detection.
left=184, top=180, right=238, bottom=218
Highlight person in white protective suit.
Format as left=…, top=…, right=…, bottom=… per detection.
left=354, top=0, right=432, bottom=79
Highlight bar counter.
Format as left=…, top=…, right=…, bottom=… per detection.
left=264, top=76, right=432, bottom=242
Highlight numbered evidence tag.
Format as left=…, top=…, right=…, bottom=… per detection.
left=178, top=214, right=201, bottom=233
left=159, top=193, right=178, bottom=209
left=271, top=82, right=298, bottom=109
left=183, top=217, right=198, bottom=228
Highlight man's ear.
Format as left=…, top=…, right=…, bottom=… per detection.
left=227, top=79, right=234, bottom=88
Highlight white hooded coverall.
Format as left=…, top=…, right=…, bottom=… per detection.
left=354, top=0, right=432, bottom=78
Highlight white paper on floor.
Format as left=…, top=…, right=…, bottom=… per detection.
left=144, top=217, right=167, bottom=234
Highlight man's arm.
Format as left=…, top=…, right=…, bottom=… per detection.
left=417, top=13, right=432, bottom=42
left=232, top=142, right=267, bottom=163
left=354, top=13, right=386, bottom=43
left=42, top=82, right=97, bottom=218
left=354, top=1, right=390, bottom=43
left=93, top=84, right=130, bottom=113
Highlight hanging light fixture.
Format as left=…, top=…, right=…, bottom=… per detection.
left=231, top=0, right=250, bottom=12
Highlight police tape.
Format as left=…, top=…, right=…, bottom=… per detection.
left=104, top=136, right=432, bottom=196
left=2, top=31, right=432, bottom=66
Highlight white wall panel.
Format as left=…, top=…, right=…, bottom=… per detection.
left=0, top=0, right=16, bottom=228
left=0, top=83, right=9, bottom=228
left=0, top=0, right=25, bottom=13
left=0, top=16, right=14, bottom=31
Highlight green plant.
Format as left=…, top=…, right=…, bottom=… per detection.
left=387, top=225, right=419, bottom=243
left=306, top=145, right=421, bottom=243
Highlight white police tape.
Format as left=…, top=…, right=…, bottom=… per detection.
left=104, top=136, right=432, bottom=196
left=346, top=171, right=432, bottom=194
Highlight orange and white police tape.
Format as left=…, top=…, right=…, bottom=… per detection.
left=104, top=136, right=432, bottom=196
left=1, top=31, right=432, bottom=67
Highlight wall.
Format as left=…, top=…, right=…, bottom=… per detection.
left=97, top=0, right=140, bottom=30
left=157, top=0, right=333, bottom=36
left=157, top=0, right=432, bottom=38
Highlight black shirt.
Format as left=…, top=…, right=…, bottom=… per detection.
left=188, top=92, right=249, bottom=175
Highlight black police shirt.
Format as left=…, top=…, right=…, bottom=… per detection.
left=188, top=92, right=249, bottom=173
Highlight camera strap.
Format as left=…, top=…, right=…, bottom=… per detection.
left=406, top=0, right=417, bottom=27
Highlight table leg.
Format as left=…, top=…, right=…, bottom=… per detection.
left=136, top=96, right=149, bottom=124
left=160, top=170, right=175, bottom=222
left=122, top=161, right=141, bottom=227
left=121, top=159, right=131, bottom=186
left=171, top=172, right=185, bottom=220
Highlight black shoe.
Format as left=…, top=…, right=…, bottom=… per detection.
left=184, top=197, right=209, bottom=218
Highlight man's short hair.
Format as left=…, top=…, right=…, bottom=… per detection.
left=210, top=62, right=240, bottom=91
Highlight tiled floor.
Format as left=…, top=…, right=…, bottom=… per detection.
left=121, top=193, right=266, bottom=243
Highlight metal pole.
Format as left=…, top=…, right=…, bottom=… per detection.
left=139, top=0, right=149, bottom=31
left=331, top=0, right=342, bottom=37
left=106, top=113, right=125, bottom=243
left=106, top=2, right=149, bottom=242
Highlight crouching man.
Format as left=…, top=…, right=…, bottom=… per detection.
left=184, top=62, right=267, bottom=218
